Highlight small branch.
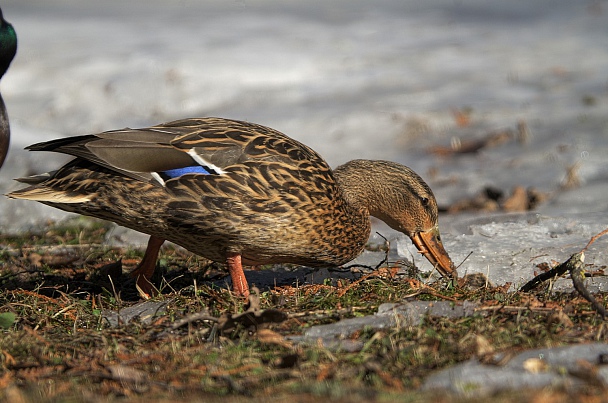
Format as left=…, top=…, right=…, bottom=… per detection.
left=569, top=252, right=608, bottom=318
left=170, top=310, right=218, bottom=330
left=520, top=226, right=608, bottom=318
left=519, top=257, right=571, bottom=292
left=582, top=227, right=608, bottom=252
left=456, top=251, right=474, bottom=270
left=520, top=227, right=608, bottom=293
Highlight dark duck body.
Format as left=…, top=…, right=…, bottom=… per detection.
left=8, top=117, right=456, bottom=297
left=0, top=8, right=17, bottom=169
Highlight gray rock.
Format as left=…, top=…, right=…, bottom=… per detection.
left=423, top=343, right=608, bottom=395
left=377, top=300, right=482, bottom=325
left=102, top=300, right=169, bottom=328
left=291, top=300, right=481, bottom=351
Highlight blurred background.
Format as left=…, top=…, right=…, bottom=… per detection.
left=0, top=1, right=607, bottom=278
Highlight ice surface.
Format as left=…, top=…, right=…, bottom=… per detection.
left=0, top=0, right=607, bottom=290
left=443, top=212, right=608, bottom=290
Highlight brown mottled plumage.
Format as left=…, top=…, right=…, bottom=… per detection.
left=8, top=117, right=455, bottom=297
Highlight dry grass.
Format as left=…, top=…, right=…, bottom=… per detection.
left=0, top=218, right=607, bottom=402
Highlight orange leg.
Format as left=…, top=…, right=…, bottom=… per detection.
left=130, top=235, right=165, bottom=297
left=226, top=252, right=249, bottom=298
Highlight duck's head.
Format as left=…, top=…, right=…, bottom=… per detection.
left=334, top=159, right=456, bottom=279
left=0, top=9, right=16, bottom=80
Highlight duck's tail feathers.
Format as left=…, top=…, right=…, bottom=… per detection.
left=7, top=186, right=91, bottom=203
left=13, top=171, right=56, bottom=184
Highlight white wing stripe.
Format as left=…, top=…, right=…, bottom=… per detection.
left=187, top=149, right=227, bottom=174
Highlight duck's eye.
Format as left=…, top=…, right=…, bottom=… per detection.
left=421, top=197, right=430, bottom=206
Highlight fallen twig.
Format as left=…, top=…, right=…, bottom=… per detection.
left=519, top=254, right=575, bottom=292
left=582, top=227, right=608, bottom=252
left=520, top=227, right=608, bottom=318
left=569, top=252, right=608, bottom=318
left=217, top=287, right=287, bottom=335
left=170, top=310, right=218, bottom=330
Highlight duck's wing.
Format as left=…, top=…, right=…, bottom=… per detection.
left=22, top=117, right=327, bottom=185
left=166, top=117, right=324, bottom=168
left=24, top=122, right=193, bottom=183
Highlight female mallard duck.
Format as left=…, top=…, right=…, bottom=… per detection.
left=8, top=117, right=456, bottom=297
left=0, top=8, right=17, bottom=169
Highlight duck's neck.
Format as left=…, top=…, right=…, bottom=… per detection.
left=333, top=159, right=396, bottom=219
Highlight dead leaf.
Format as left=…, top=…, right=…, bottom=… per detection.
left=519, top=294, right=543, bottom=308
left=428, top=128, right=513, bottom=156
left=257, top=329, right=293, bottom=349
left=218, top=287, right=287, bottom=335
left=503, top=186, right=528, bottom=212
left=523, top=358, right=549, bottom=374
left=316, top=363, right=336, bottom=382
left=451, top=107, right=473, bottom=127
left=561, top=162, right=581, bottom=190
left=2, top=351, right=16, bottom=367
left=516, top=120, right=529, bottom=144
left=27, top=253, right=42, bottom=268
left=3, top=384, right=26, bottom=403
left=447, top=185, right=549, bottom=214
left=41, top=253, right=79, bottom=267
left=107, top=365, right=147, bottom=383
left=570, top=359, right=605, bottom=388
left=0, top=372, right=13, bottom=390
left=107, top=365, right=149, bottom=393
left=461, top=273, right=492, bottom=289
left=272, top=353, right=299, bottom=369
left=474, top=335, right=495, bottom=356
left=548, top=310, right=574, bottom=328
left=364, top=361, right=404, bottom=391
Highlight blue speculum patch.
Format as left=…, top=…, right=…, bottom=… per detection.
left=161, top=165, right=212, bottom=178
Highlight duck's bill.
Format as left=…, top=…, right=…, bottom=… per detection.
left=410, top=226, right=457, bottom=279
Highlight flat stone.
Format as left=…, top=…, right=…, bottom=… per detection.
left=102, top=300, right=169, bottom=328
left=291, top=300, right=481, bottom=351
left=377, top=300, right=482, bottom=326
left=423, top=343, right=608, bottom=395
